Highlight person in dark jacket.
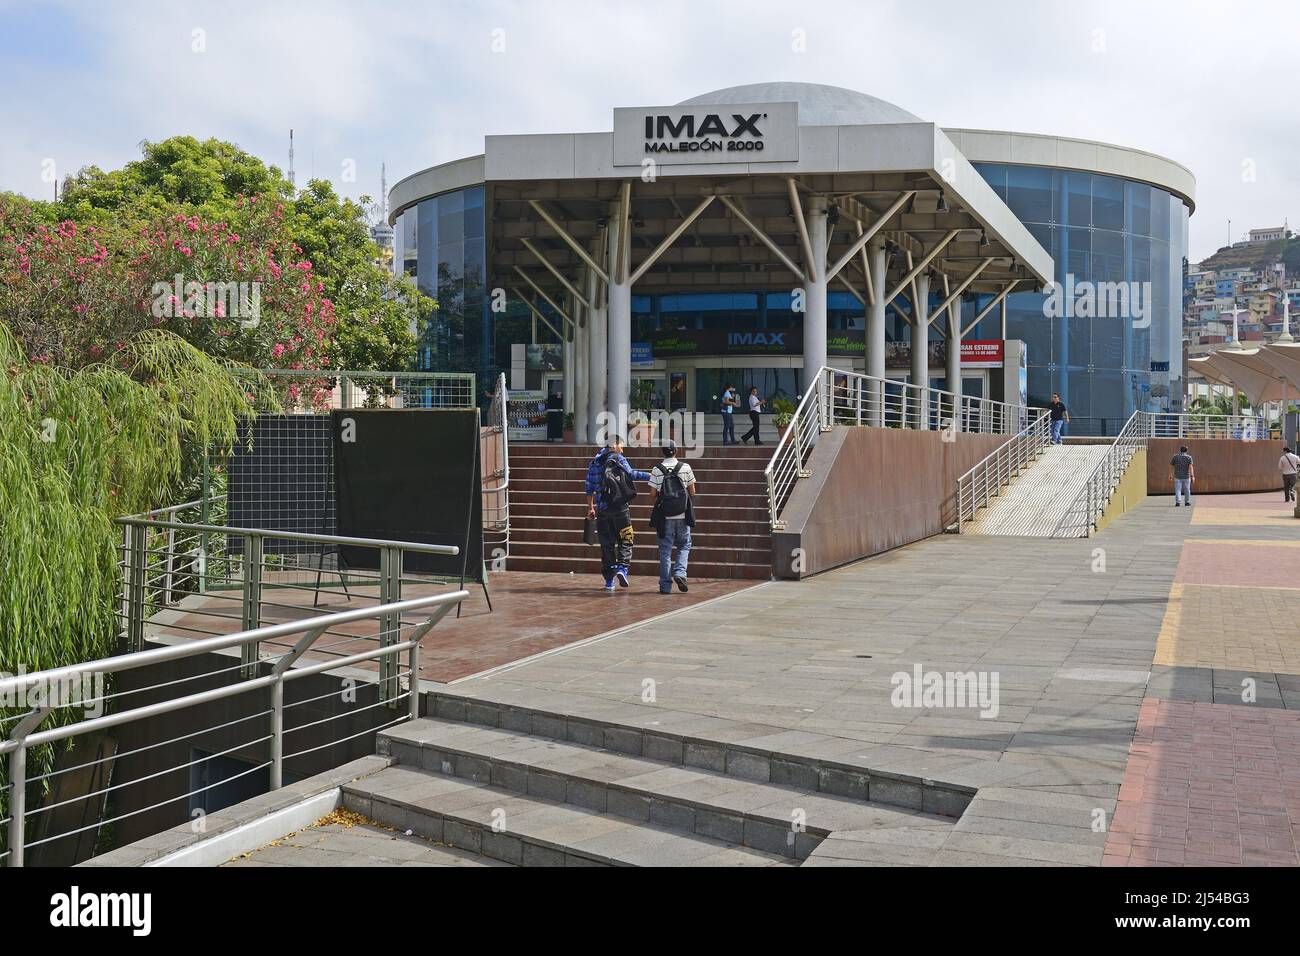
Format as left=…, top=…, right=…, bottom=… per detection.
left=585, top=436, right=651, bottom=591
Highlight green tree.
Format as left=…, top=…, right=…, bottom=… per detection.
left=53, top=137, right=431, bottom=371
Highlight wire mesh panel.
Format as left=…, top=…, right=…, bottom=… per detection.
left=226, top=416, right=335, bottom=552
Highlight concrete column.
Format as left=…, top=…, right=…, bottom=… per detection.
left=946, top=301, right=962, bottom=433
left=802, top=195, right=829, bottom=386
left=866, top=238, right=887, bottom=427
left=573, top=270, right=588, bottom=442
left=586, top=267, right=607, bottom=444
left=606, top=201, right=631, bottom=436
left=911, top=274, right=930, bottom=429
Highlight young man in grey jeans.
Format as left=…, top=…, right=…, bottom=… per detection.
left=1169, top=445, right=1195, bottom=507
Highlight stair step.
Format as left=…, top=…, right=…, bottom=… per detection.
left=507, top=541, right=772, bottom=565
left=378, top=718, right=947, bottom=860
left=343, top=765, right=793, bottom=867
left=509, top=527, right=774, bottom=549
left=504, top=555, right=771, bottom=580
left=423, top=689, right=976, bottom=818
left=511, top=514, right=772, bottom=536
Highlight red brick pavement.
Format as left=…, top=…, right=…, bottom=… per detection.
left=1174, top=540, right=1300, bottom=589
left=1105, top=698, right=1300, bottom=866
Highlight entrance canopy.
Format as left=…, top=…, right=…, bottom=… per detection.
left=462, top=83, right=1055, bottom=438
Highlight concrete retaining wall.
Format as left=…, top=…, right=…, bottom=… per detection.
left=1147, top=438, right=1288, bottom=495
left=772, top=427, right=1008, bottom=578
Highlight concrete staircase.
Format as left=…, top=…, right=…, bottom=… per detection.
left=336, top=689, right=960, bottom=867
left=963, top=444, right=1111, bottom=537
left=505, top=443, right=773, bottom=580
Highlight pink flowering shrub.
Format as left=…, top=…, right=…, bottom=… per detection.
left=0, top=195, right=334, bottom=404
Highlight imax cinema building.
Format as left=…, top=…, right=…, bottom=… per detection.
left=388, top=83, right=1195, bottom=437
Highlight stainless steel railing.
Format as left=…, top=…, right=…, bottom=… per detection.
left=1053, top=411, right=1149, bottom=538
left=115, top=504, right=461, bottom=667
left=1149, top=412, right=1269, bottom=440
left=482, top=372, right=510, bottom=560
left=952, top=409, right=1052, bottom=532
left=1, top=590, right=467, bottom=867
left=764, top=366, right=1029, bottom=529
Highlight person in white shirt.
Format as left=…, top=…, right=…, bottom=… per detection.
left=1280, top=446, right=1300, bottom=502
left=648, top=439, right=697, bottom=593
left=720, top=384, right=738, bottom=446
left=741, top=386, right=765, bottom=445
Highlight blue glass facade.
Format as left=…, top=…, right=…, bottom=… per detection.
left=394, top=185, right=495, bottom=383
left=394, top=166, right=1188, bottom=435
left=970, top=164, right=1189, bottom=435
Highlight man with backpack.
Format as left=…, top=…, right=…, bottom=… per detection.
left=585, top=436, right=651, bottom=591
left=648, top=439, right=696, bottom=594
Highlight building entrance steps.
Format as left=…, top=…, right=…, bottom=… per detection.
left=506, top=443, right=774, bottom=579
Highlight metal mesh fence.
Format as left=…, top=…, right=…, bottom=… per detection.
left=203, top=370, right=477, bottom=579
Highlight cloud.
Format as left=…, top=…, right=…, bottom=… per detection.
left=1, top=0, right=1296, bottom=260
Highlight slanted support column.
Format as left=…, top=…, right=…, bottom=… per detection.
left=606, top=187, right=632, bottom=436
left=911, top=274, right=931, bottom=429
left=586, top=264, right=606, bottom=443
left=802, top=195, right=829, bottom=385
left=866, top=238, right=887, bottom=427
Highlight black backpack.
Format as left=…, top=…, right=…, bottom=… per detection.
left=655, top=462, right=688, bottom=518
left=600, top=453, right=636, bottom=508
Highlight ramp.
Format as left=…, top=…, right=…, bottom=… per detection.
left=963, top=444, right=1110, bottom=536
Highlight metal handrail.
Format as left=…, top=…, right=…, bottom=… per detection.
left=482, top=372, right=510, bottom=547
left=2, top=589, right=467, bottom=867
left=952, top=409, right=1052, bottom=532
left=1053, top=410, right=1148, bottom=537
left=763, top=365, right=1031, bottom=530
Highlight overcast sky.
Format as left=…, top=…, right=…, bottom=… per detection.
left=1, top=0, right=1292, bottom=262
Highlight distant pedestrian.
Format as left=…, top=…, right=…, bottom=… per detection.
left=741, top=386, right=765, bottom=445
left=1048, top=393, right=1069, bottom=444
left=1280, top=445, right=1300, bottom=502
left=649, top=439, right=696, bottom=594
left=1169, top=445, right=1195, bottom=507
left=720, top=383, right=738, bottom=445
left=584, top=436, right=651, bottom=591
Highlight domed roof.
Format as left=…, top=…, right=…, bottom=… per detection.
left=677, top=83, right=922, bottom=126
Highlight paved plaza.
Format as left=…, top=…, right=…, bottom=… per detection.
left=444, top=492, right=1299, bottom=866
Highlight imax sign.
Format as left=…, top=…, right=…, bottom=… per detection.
left=613, top=102, right=799, bottom=167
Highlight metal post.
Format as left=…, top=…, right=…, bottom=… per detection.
left=199, top=456, right=211, bottom=595
left=163, top=507, right=177, bottom=606
left=7, top=744, right=24, bottom=867
left=128, top=524, right=147, bottom=653
left=241, top=534, right=263, bottom=677
left=379, top=546, right=402, bottom=705
left=270, top=679, right=284, bottom=790
left=408, top=639, right=421, bottom=721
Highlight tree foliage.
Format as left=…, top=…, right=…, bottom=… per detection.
left=0, top=325, right=260, bottom=852
left=47, top=136, right=432, bottom=371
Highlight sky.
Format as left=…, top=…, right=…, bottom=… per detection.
left=0, top=0, right=1293, bottom=262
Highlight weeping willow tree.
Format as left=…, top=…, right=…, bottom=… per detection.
left=0, top=323, right=260, bottom=857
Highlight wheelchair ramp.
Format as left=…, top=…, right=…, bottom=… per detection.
left=963, top=444, right=1111, bottom=536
